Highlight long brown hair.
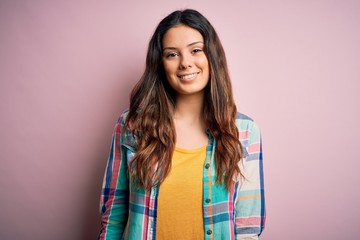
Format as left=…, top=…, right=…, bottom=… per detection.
left=125, top=9, right=244, bottom=190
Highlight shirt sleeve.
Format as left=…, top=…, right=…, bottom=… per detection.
left=235, top=121, right=266, bottom=239
left=98, top=114, right=130, bottom=239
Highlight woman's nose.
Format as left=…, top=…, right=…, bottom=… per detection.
left=179, top=54, right=192, bottom=69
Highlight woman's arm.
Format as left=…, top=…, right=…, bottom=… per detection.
left=98, top=114, right=130, bottom=239
left=235, top=121, right=266, bottom=239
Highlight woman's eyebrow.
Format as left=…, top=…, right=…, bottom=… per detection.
left=163, top=41, right=204, bottom=51
left=187, top=41, right=204, bottom=47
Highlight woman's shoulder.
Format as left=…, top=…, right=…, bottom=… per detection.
left=115, top=109, right=130, bottom=126
left=235, top=111, right=261, bottom=134
left=236, top=112, right=254, bottom=122
left=236, top=111, right=254, bottom=126
left=114, top=109, right=139, bottom=150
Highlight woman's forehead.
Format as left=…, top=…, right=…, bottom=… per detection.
left=162, top=25, right=204, bottom=48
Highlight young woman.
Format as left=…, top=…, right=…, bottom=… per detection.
left=98, top=9, right=265, bottom=240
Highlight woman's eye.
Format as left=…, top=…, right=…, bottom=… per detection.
left=192, top=49, right=203, bottom=54
left=165, top=52, right=178, bottom=58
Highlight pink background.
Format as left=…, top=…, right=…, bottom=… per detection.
left=1, top=1, right=359, bottom=239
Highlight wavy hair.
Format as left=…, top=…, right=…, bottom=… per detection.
left=125, top=9, right=244, bottom=190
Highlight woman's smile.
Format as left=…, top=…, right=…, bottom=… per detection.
left=162, top=25, right=209, bottom=96
left=177, top=72, right=200, bottom=81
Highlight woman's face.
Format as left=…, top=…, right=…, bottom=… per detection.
left=162, top=25, right=210, bottom=97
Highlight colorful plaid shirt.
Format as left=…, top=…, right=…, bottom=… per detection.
left=98, top=110, right=265, bottom=240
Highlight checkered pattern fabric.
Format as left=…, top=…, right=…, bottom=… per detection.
left=98, top=110, right=265, bottom=239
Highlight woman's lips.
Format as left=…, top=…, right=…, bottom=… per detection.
left=178, top=72, right=199, bottom=81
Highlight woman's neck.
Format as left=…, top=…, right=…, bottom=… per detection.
left=173, top=92, right=205, bottom=124
left=172, top=92, right=208, bottom=149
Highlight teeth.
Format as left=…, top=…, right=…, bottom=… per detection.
left=180, top=73, right=197, bottom=80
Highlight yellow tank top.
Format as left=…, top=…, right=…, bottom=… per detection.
left=156, top=146, right=206, bottom=240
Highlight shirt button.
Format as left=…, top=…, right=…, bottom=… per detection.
left=205, top=198, right=211, bottom=203
left=205, top=163, right=210, bottom=169
left=206, top=230, right=212, bottom=235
